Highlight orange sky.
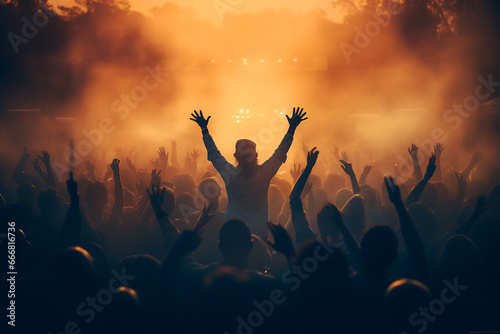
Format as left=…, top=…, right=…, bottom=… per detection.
left=51, top=0, right=343, bottom=22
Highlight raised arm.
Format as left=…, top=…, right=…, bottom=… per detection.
left=460, top=152, right=482, bottom=180
left=359, top=165, right=373, bottom=185
left=432, top=143, right=444, bottom=182
left=190, top=110, right=235, bottom=181
left=289, top=148, right=319, bottom=245
left=109, top=159, right=124, bottom=225
left=327, top=204, right=363, bottom=272
left=261, top=107, right=307, bottom=178
left=147, top=184, right=180, bottom=249
left=385, top=176, right=427, bottom=282
left=408, top=144, right=423, bottom=181
left=340, top=160, right=361, bottom=194
left=13, top=146, right=42, bottom=189
left=405, top=154, right=436, bottom=207
left=59, top=171, right=82, bottom=248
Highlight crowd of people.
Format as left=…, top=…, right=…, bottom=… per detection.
left=1, top=108, right=499, bottom=334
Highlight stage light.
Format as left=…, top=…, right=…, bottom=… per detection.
left=236, top=115, right=240, bottom=118
left=240, top=109, right=244, bottom=114
left=245, top=109, right=249, bottom=114
left=278, top=58, right=282, bottom=63
left=211, top=59, right=215, bottom=63
left=236, top=120, right=240, bottom=123
left=293, top=58, right=297, bottom=62
left=228, top=58, right=232, bottom=63
left=260, top=59, right=264, bottom=63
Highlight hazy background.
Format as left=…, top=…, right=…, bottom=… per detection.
left=1, top=0, right=499, bottom=181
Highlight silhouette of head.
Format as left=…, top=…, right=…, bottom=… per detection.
left=172, top=192, right=194, bottom=219
left=294, top=238, right=349, bottom=288
left=173, top=173, right=196, bottom=196
left=386, top=278, right=431, bottom=328
left=317, top=203, right=341, bottom=241
left=342, top=194, right=366, bottom=241
left=218, top=220, right=253, bottom=267
left=85, top=181, right=108, bottom=210
left=37, top=188, right=62, bottom=216
left=234, top=139, right=258, bottom=168
left=16, top=183, right=36, bottom=208
left=360, top=225, right=398, bottom=278
left=198, top=177, right=221, bottom=204
left=438, top=234, right=482, bottom=285
left=335, top=188, right=353, bottom=208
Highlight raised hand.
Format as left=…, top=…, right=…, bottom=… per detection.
left=110, top=158, right=120, bottom=174
left=67, top=170, right=78, bottom=198
left=193, top=203, right=215, bottom=234
left=286, top=107, right=308, bottom=129
left=289, top=164, right=303, bottom=182
left=341, top=151, right=349, bottom=162
left=424, top=154, right=437, bottom=180
left=147, top=184, right=165, bottom=213
left=433, top=143, right=444, bottom=158
left=150, top=169, right=161, bottom=186
left=190, top=110, right=211, bottom=129
left=38, top=150, right=50, bottom=165
left=331, top=145, right=340, bottom=160
left=158, top=146, right=168, bottom=162
left=32, top=157, right=42, bottom=172
left=150, top=157, right=161, bottom=170
left=340, top=160, right=354, bottom=176
left=359, top=165, right=374, bottom=184
left=362, top=165, right=374, bottom=175
left=456, top=172, right=468, bottom=195
left=307, top=147, right=319, bottom=168
left=267, top=222, right=296, bottom=260
left=384, top=176, right=403, bottom=206
left=470, top=152, right=482, bottom=167
left=408, top=144, right=419, bottom=160
left=85, top=160, right=95, bottom=174
left=301, top=142, right=309, bottom=157
left=191, top=149, right=200, bottom=161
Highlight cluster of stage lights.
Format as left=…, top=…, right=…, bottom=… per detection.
left=210, top=58, right=298, bottom=65
left=232, top=109, right=251, bottom=123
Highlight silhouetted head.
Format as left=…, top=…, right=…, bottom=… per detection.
left=37, top=188, right=63, bottom=216
left=234, top=139, right=258, bottom=169
left=173, top=173, right=196, bottom=196
left=271, top=177, right=292, bottom=200
left=317, top=203, right=342, bottom=241
left=162, top=187, right=176, bottom=216
left=386, top=279, right=431, bottom=327
left=324, top=173, right=346, bottom=201
left=342, top=194, right=366, bottom=240
left=218, top=220, right=253, bottom=267
left=362, top=187, right=380, bottom=210
left=50, top=246, right=96, bottom=294
left=172, top=192, right=194, bottom=219
left=117, top=254, right=160, bottom=294
left=438, top=234, right=482, bottom=285
left=433, top=181, right=449, bottom=198
left=198, top=177, right=221, bottom=203
left=85, top=181, right=108, bottom=210
left=335, top=188, right=353, bottom=208
left=294, top=238, right=350, bottom=289
left=16, top=183, right=36, bottom=208
left=360, top=225, right=398, bottom=278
